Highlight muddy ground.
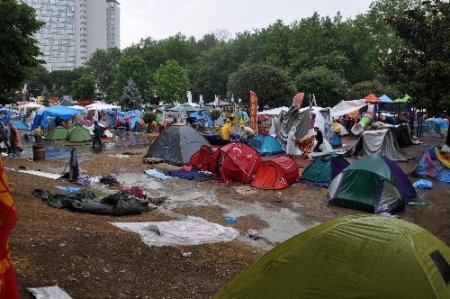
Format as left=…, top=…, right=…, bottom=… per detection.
left=4, top=133, right=449, bottom=298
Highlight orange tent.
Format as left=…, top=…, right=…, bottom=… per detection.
left=364, top=93, right=380, bottom=104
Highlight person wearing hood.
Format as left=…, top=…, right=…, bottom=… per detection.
left=219, top=119, right=232, bottom=144
left=92, top=121, right=103, bottom=151
left=8, top=122, right=22, bottom=154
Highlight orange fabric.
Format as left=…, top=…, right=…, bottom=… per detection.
left=364, top=93, right=380, bottom=103
left=0, top=157, right=19, bottom=299
left=435, top=147, right=450, bottom=168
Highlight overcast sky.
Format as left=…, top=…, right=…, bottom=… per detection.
left=119, top=0, right=374, bottom=49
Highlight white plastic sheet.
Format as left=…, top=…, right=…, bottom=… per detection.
left=111, top=216, right=239, bottom=247
left=28, top=286, right=72, bottom=299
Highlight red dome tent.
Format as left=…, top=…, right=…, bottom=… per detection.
left=189, top=145, right=219, bottom=173
left=251, top=156, right=299, bottom=190
left=217, top=143, right=262, bottom=183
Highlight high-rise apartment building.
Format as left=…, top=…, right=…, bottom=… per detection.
left=23, top=0, right=120, bottom=71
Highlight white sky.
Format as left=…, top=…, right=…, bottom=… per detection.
left=119, top=0, right=373, bottom=49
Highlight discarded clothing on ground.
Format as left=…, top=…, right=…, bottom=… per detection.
left=99, top=175, right=120, bottom=186
left=144, top=168, right=171, bottom=180
left=167, top=168, right=215, bottom=181
left=33, top=189, right=153, bottom=216
left=120, top=186, right=145, bottom=198
left=28, top=286, right=72, bottom=299
left=73, top=177, right=91, bottom=186
left=18, top=169, right=61, bottom=180
left=111, top=216, right=239, bottom=247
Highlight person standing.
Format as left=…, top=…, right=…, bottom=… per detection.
left=286, top=127, right=301, bottom=156
left=92, top=121, right=103, bottom=151
left=313, top=127, right=324, bottom=152
left=219, top=119, right=232, bottom=144
left=0, top=123, right=12, bottom=155
left=7, top=122, right=22, bottom=154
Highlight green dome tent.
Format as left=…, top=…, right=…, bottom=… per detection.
left=46, top=126, right=69, bottom=141
left=214, top=215, right=450, bottom=299
left=68, top=126, right=92, bottom=142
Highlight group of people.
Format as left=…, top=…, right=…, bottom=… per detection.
left=0, top=122, right=22, bottom=155
left=219, top=119, right=256, bottom=144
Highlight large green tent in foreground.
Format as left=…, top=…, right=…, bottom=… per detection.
left=214, top=215, right=450, bottom=299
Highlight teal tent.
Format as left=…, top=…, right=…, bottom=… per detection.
left=214, top=215, right=450, bottom=299
left=301, top=154, right=349, bottom=186
left=248, top=134, right=284, bottom=156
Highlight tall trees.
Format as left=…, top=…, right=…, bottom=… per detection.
left=71, top=74, right=96, bottom=100
left=121, top=79, right=142, bottom=108
left=153, top=60, right=190, bottom=104
left=0, top=0, right=43, bottom=93
left=85, top=48, right=121, bottom=96
left=227, top=64, right=295, bottom=108
left=381, top=0, right=450, bottom=115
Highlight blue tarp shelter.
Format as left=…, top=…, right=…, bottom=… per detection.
left=248, top=134, right=284, bottom=155
left=30, top=106, right=83, bottom=130
left=379, top=94, right=394, bottom=103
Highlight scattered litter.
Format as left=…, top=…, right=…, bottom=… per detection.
left=182, top=252, right=193, bottom=258
left=413, top=179, right=433, bottom=189
left=4, top=166, right=16, bottom=172
left=148, top=196, right=167, bottom=206
left=99, top=175, right=119, bottom=186
left=19, top=170, right=61, bottom=180
left=28, top=286, right=72, bottom=299
left=111, top=216, right=239, bottom=247
left=121, top=186, right=145, bottom=198
left=122, top=151, right=143, bottom=156
left=74, top=177, right=91, bottom=186
left=225, top=216, right=238, bottom=224
left=167, top=168, right=215, bottom=181
left=108, top=154, right=130, bottom=159
left=143, top=157, right=164, bottom=165
left=55, top=186, right=81, bottom=193
left=407, top=200, right=428, bottom=206
left=144, top=168, right=171, bottom=180
left=247, top=229, right=260, bottom=240
left=233, top=185, right=257, bottom=196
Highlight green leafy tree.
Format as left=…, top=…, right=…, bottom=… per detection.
left=49, top=67, right=88, bottom=97
left=154, top=60, right=190, bottom=104
left=0, top=0, right=43, bottom=93
left=85, top=47, right=121, bottom=96
left=121, top=78, right=142, bottom=108
left=227, top=64, right=296, bottom=108
left=295, top=66, right=347, bottom=107
left=71, top=74, right=96, bottom=100
left=110, top=53, right=151, bottom=101
left=381, top=0, right=450, bottom=115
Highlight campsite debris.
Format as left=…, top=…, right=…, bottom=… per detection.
left=182, top=252, right=194, bottom=258
left=121, top=186, right=145, bottom=198
left=413, top=179, right=433, bottom=189
left=407, top=200, right=428, bottom=206
left=144, top=168, right=171, bottom=180
left=148, top=196, right=167, bottom=206
left=247, top=229, right=260, bottom=240
left=18, top=169, right=62, bottom=180
left=74, top=177, right=91, bottom=186
left=233, top=186, right=257, bottom=196
left=28, top=286, right=72, bottom=299
left=143, top=157, right=164, bottom=165
left=111, top=216, right=239, bottom=247
left=108, top=154, right=130, bottom=159
left=55, top=186, right=81, bottom=193
left=275, top=192, right=283, bottom=202
left=167, top=168, right=215, bottom=181
left=225, top=216, right=238, bottom=224
left=99, top=175, right=120, bottom=186
left=122, top=151, right=143, bottom=155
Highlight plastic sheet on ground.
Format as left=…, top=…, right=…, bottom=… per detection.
left=19, top=170, right=61, bottom=180
left=28, top=286, right=72, bottom=299
left=111, top=216, right=239, bottom=247
left=144, top=168, right=171, bottom=180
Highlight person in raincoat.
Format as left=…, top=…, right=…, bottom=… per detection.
left=219, top=119, right=232, bottom=144
left=286, top=127, right=301, bottom=156
left=92, top=121, right=103, bottom=151
left=7, top=122, right=22, bottom=154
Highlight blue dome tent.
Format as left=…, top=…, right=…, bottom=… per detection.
left=248, top=134, right=284, bottom=156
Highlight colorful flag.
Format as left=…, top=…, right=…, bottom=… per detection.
left=0, top=157, right=19, bottom=299
left=249, top=91, right=258, bottom=132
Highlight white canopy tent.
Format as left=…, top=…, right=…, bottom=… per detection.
left=86, top=102, right=121, bottom=111
left=330, top=99, right=367, bottom=118
left=259, top=106, right=290, bottom=116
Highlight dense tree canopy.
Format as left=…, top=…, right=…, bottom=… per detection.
left=15, top=0, right=449, bottom=116
left=0, top=0, right=43, bottom=94
left=153, top=60, right=190, bottom=104
left=71, top=74, right=96, bottom=100
left=227, top=64, right=296, bottom=108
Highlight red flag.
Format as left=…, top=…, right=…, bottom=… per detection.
left=293, top=92, right=304, bottom=109
left=249, top=91, right=258, bottom=132
left=0, top=157, right=19, bottom=299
